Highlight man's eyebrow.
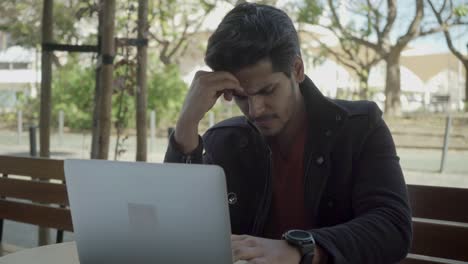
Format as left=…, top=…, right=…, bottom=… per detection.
left=234, top=83, right=274, bottom=97
left=253, top=83, right=274, bottom=95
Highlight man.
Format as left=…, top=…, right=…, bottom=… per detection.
left=165, top=3, right=412, bottom=264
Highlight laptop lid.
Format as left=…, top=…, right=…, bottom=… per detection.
left=64, top=159, right=232, bottom=264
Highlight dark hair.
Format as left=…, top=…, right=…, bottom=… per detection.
left=204, top=3, right=301, bottom=77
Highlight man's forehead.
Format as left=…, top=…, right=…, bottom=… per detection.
left=233, top=63, right=284, bottom=92
left=237, top=73, right=283, bottom=93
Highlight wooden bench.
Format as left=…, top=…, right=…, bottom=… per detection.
left=0, top=155, right=73, bottom=256
left=403, top=184, right=468, bottom=264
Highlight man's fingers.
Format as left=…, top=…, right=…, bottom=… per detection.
left=247, top=258, right=268, bottom=264
left=231, top=234, right=250, bottom=241
left=232, top=244, right=262, bottom=262
left=208, top=79, right=243, bottom=94
left=196, top=71, right=244, bottom=93
left=231, top=235, right=261, bottom=262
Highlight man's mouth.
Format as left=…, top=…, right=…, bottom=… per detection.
left=252, top=116, right=276, bottom=127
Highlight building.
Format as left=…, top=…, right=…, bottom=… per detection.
left=0, top=32, right=40, bottom=113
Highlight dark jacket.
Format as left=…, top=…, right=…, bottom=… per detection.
left=164, top=76, right=412, bottom=264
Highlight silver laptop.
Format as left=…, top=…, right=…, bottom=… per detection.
left=64, top=159, right=233, bottom=264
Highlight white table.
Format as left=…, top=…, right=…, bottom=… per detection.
left=0, top=242, right=247, bottom=264
left=0, top=242, right=79, bottom=264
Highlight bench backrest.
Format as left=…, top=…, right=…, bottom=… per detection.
left=402, top=184, right=468, bottom=264
left=0, top=155, right=73, bottom=232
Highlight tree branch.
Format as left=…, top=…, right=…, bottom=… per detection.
left=327, top=0, right=346, bottom=32
left=158, top=0, right=167, bottom=38
left=167, top=21, right=189, bottom=59
left=366, top=0, right=382, bottom=42
left=381, top=0, right=397, bottom=40
left=350, top=36, right=383, bottom=53
left=308, top=32, right=359, bottom=72
left=396, top=0, right=424, bottom=49
left=427, top=0, right=467, bottom=62
left=419, top=25, right=447, bottom=36
left=327, top=0, right=383, bottom=53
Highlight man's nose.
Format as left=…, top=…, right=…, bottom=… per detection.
left=248, top=96, right=265, bottom=119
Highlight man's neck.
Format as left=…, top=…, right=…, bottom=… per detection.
left=270, top=97, right=306, bottom=156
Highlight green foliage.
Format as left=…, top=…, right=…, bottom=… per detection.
left=52, top=57, right=95, bottom=130
left=454, top=4, right=468, bottom=17
left=0, top=0, right=93, bottom=48
left=48, top=57, right=187, bottom=131
left=147, top=64, right=188, bottom=128
left=297, top=0, right=323, bottom=24
left=16, top=92, right=40, bottom=125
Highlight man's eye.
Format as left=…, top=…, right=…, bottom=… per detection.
left=234, top=94, right=247, bottom=100
left=261, top=87, right=274, bottom=95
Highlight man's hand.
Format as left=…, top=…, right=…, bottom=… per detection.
left=174, top=71, right=244, bottom=154
left=232, top=235, right=300, bottom=264
left=231, top=235, right=328, bottom=264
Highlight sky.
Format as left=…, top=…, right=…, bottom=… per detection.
left=281, top=0, right=468, bottom=55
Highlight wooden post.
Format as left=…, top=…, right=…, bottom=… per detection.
left=39, top=0, right=53, bottom=159
left=58, top=110, right=64, bottom=146
left=91, top=0, right=104, bottom=159
left=136, top=0, right=148, bottom=161
left=97, top=0, right=116, bottom=159
left=38, top=0, right=53, bottom=246
left=17, top=110, right=22, bottom=144
left=440, top=114, right=452, bottom=173
left=150, top=110, right=156, bottom=153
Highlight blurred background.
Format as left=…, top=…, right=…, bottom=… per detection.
left=0, top=0, right=467, bottom=248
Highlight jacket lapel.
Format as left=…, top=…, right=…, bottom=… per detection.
left=300, top=76, right=348, bottom=224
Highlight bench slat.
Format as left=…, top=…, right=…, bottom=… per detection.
left=0, top=199, right=73, bottom=231
left=0, top=155, right=64, bottom=180
left=0, top=177, right=69, bottom=205
left=402, top=254, right=467, bottom=264
left=411, top=220, right=468, bottom=262
left=407, top=185, right=468, bottom=223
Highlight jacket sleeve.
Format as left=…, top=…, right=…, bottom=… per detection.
left=310, top=112, right=413, bottom=263
left=163, top=131, right=213, bottom=164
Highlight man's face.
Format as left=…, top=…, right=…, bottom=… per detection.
left=232, top=58, right=304, bottom=137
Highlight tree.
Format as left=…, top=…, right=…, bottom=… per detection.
left=0, top=0, right=97, bottom=66
left=52, top=56, right=95, bottom=130
left=147, top=0, right=219, bottom=65
left=314, top=0, right=461, bottom=115
left=97, top=0, right=116, bottom=160
left=427, top=0, right=468, bottom=111
left=136, top=0, right=149, bottom=161
left=298, top=1, right=383, bottom=100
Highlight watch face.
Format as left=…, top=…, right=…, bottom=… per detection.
left=288, top=230, right=313, bottom=242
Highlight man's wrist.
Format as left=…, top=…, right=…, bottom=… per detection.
left=174, top=118, right=199, bottom=154
left=312, top=245, right=328, bottom=264
left=282, top=230, right=315, bottom=264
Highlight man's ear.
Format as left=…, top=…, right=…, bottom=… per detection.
left=292, top=56, right=305, bottom=83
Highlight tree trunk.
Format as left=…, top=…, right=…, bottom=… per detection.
left=136, top=0, right=148, bottom=161
left=91, top=0, right=103, bottom=159
left=384, top=52, right=402, bottom=116
left=97, top=0, right=116, bottom=159
left=39, top=0, right=53, bottom=159
left=358, top=71, right=369, bottom=100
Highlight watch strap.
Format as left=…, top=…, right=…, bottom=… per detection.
left=300, top=251, right=314, bottom=264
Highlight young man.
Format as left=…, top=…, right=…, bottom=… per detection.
left=165, top=3, right=412, bottom=264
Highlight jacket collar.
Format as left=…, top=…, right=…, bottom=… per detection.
left=299, top=75, right=348, bottom=133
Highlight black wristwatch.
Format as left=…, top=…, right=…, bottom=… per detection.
left=282, top=229, right=315, bottom=264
